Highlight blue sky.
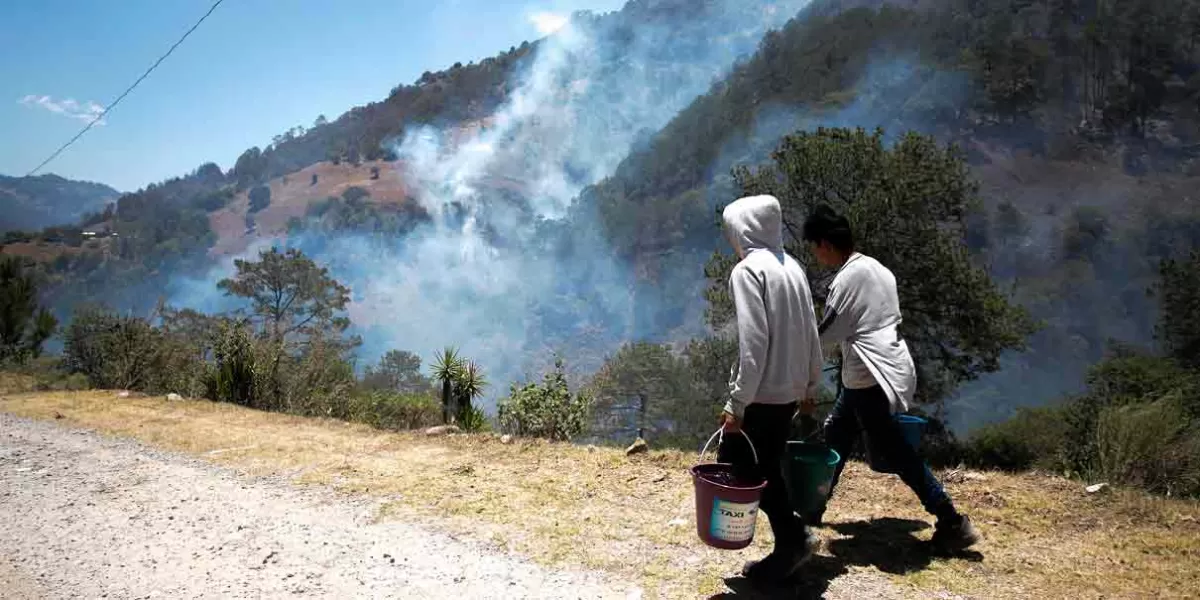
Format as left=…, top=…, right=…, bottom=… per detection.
left=1, top=0, right=626, bottom=192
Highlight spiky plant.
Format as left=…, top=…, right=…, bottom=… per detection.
left=432, top=347, right=465, bottom=424
left=456, top=360, right=488, bottom=425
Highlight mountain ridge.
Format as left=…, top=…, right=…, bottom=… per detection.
left=0, top=173, right=121, bottom=233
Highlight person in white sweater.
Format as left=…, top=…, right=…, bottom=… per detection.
left=717, top=194, right=823, bottom=583
left=803, top=204, right=980, bottom=552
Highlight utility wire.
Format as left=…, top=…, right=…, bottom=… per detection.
left=26, top=0, right=226, bottom=177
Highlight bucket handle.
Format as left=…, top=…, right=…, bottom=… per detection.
left=699, top=428, right=759, bottom=466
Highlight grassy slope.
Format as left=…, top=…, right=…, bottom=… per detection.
left=207, top=159, right=414, bottom=257
left=1, top=389, right=1196, bottom=599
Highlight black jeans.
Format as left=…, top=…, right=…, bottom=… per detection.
left=823, top=385, right=953, bottom=517
left=717, top=402, right=805, bottom=550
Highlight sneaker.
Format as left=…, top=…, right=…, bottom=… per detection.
left=930, top=513, right=981, bottom=551
left=740, top=534, right=818, bottom=582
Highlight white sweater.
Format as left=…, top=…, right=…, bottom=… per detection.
left=721, top=195, right=824, bottom=419
left=819, top=253, right=917, bottom=414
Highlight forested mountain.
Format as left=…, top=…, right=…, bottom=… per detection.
left=4, top=0, right=1200, bottom=442
left=0, top=174, right=120, bottom=232
left=585, top=0, right=1200, bottom=430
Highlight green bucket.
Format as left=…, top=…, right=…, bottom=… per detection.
left=781, top=441, right=840, bottom=517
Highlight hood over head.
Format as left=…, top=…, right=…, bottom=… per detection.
left=722, top=194, right=783, bottom=255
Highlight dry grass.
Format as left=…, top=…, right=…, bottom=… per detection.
left=208, top=160, right=414, bottom=257
left=0, top=372, right=37, bottom=395
left=3, top=391, right=1198, bottom=599
left=0, top=241, right=89, bottom=262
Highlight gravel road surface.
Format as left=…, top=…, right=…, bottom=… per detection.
left=0, top=414, right=640, bottom=599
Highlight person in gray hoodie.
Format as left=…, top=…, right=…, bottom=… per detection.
left=717, top=194, right=823, bottom=583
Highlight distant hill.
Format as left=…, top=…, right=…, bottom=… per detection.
left=0, top=174, right=120, bottom=233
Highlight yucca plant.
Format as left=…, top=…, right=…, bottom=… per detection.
left=432, top=347, right=465, bottom=424
left=458, top=403, right=490, bottom=433
left=456, top=360, right=488, bottom=428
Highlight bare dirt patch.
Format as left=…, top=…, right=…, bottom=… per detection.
left=208, top=160, right=414, bottom=257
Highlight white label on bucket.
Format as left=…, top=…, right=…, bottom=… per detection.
left=710, top=498, right=759, bottom=543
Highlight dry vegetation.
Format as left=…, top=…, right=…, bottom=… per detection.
left=0, top=241, right=93, bottom=262
left=207, top=118, right=527, bottom=259
left=208, top=160, right=414, bottom=257
left=2, top=390, right=1198, bottom=599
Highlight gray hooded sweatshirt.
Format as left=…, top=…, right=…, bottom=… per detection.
left=721, top=195, right=824, bottom=419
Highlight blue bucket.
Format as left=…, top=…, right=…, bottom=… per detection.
left=865, top=414, right=927, bottom=474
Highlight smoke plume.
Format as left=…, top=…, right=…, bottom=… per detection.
left=172, top=1, right=816, bottom=407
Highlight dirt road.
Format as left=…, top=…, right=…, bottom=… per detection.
left=0, top=414, right=638, bottom=599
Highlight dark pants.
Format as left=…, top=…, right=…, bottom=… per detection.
left=822, top=386, right=954, bottom=517
left=718, top=402, right=805, bottom=551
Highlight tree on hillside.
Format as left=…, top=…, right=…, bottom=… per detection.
left=586, top=338, right=743, bottom=447
left=248, top=186, right=271, bottom=213
left=0, top=257, right=57, bottom=364
left=217, top=247, right=357, bottom=409
left=362, top=349, right=431, bottom=394
left=588, top=342, right=695, bottom=443
left=232, top=147, right=267, bottom=189
left=1156, top=251, right=1200, bottom=370
left=194, top=162, right=226, bottom=186
left=342, top=186, right=370, bottom=203
left=1062, top=207, right=1111, bottom=262
left=217, top=247, right=352, bottom=345
left=714, top=127, right=1036, bottom=407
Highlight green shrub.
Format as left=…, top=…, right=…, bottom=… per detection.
left=1095, top=396, right=1200, bottom=496
left=457, top=404, right=490, bottom=433
left=270, top=334, right=356, bottom=416
left=207, top=323, right=258, bottom=407
left=0, top=256, right=57, bottom=364
left=498, top=359, right=591, bottom=441
left=1061, top=350, right=1199, bottom=477
left=344, top=391, right=441, bottom=430
left=1, top=357, right=89, bottom=392
left=54, top=372, right=92, bottom=391
left=965, top=405, right=1070, bottom=471
left=63, top=307, right=163, bottom=391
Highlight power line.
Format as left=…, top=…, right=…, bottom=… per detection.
left=26, top=0, right=226, bottom=177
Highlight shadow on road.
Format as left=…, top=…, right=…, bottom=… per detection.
left=707, top=517, right=984, bottom=599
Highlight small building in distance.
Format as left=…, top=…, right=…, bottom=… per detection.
left=82, top=221, right=113, bottom=238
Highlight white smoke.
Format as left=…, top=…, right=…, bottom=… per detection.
left=172, top=1, right=817, bottom=407
left=529, top=12, right=570, bottom=35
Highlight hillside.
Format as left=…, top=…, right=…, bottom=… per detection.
left=8, top=0, right=825, bottom=393
left=209, top=160, right=414, bottom=257
left=582, top=0, right=1200, bottom=430
left=2, top=390, right=1197, bottom=598
left=0, top=174, right=120, bottom=233
left=7, top=0, right=1200, bottom=436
